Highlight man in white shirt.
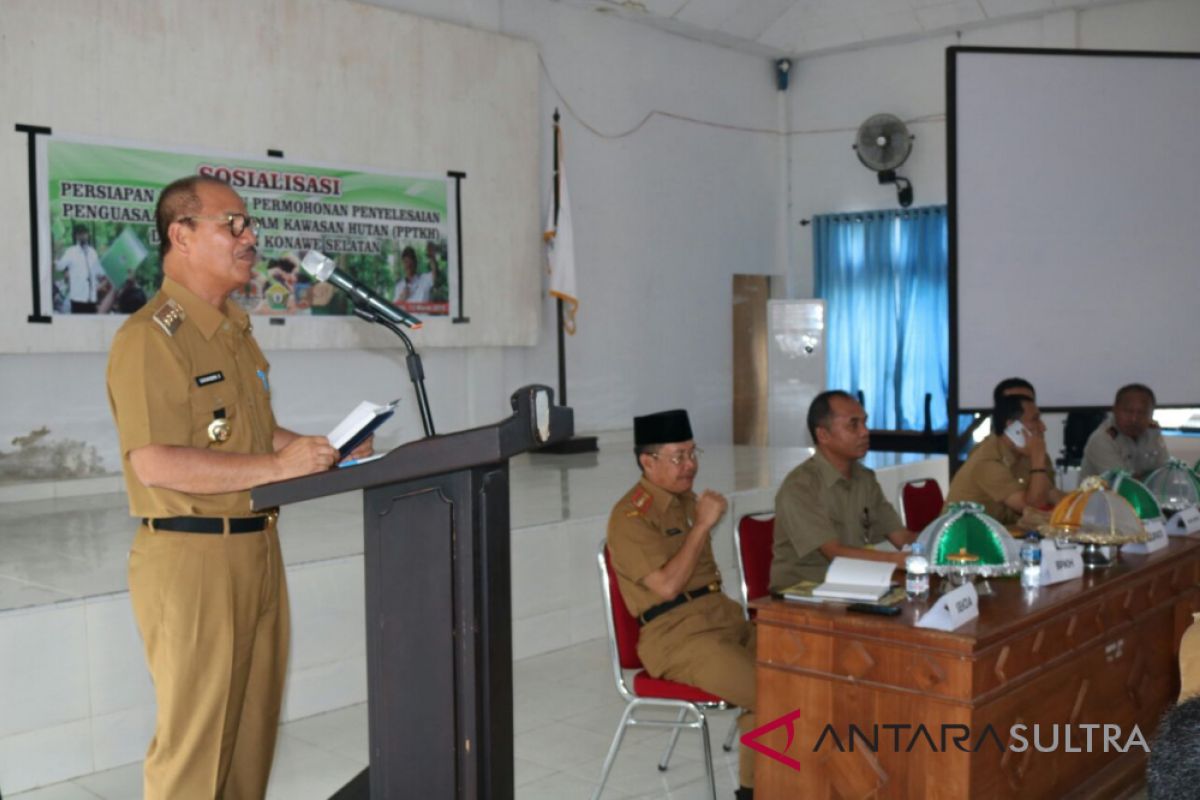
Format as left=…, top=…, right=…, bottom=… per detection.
left=393, top=245, right=433, bottom=304
left=1081, top=383, right=1169, bottom=479
left=57, top=224, right=109, bottom=313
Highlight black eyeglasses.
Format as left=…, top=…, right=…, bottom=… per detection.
left=178, top=213, right=260, bottom=237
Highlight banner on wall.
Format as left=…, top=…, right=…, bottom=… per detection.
left=38, top=136, right=457, bottom=320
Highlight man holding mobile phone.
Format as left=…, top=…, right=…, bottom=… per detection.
left=946, top=394, right=1063, bottom=524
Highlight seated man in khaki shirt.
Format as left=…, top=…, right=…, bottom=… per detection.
left=607, top=409, right=756, bottom=800
left=946, top=394, right=1063, bottom=526
left=770, top=391, right=913, bottom=591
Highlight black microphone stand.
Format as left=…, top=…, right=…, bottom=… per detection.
left=351, top=306, right=436, bottom=438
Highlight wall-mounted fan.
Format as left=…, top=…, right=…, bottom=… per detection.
left=853, top=113, right=915, bottom=207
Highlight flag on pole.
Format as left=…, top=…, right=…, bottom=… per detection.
left=544, top=130, right=579, bottom=334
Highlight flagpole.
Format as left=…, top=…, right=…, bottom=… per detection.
left=553, top=109, right=568, bottom=407
left=540, top=108, right=598, bottom=455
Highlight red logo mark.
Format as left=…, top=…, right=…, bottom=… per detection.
left=741, top=709, right=804, bottom=773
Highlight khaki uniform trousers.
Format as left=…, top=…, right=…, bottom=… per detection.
left=638, top=594, right=757, bottom=787
left=129, top=522, right=289, bottom=799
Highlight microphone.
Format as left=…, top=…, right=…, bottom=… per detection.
left=300, top=250, right=423, bottom=330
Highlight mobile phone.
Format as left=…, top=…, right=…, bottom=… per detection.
left=1004, top=420, right=1027, bottom=448
left=846, top=602, right=902, bottom=617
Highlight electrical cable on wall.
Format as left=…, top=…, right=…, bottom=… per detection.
left=539, top=53, right=943, bottom=140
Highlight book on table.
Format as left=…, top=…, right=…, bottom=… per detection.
left=780, top=579, right=905, bottom=606
left=328, top=399, right=399, bottom=458
left=811, top=557, right=896, bottom=602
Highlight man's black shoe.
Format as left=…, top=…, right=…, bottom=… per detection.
left=734, top=788, right=753, bottom=800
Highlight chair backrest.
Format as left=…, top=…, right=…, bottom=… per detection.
left=734, top=513, right=775, bottom=608
left=597, top=543, right=643, bottom=674
left=900, top=478, right=945, bottom=533
left=1060, top=410, right=1108, bottom=467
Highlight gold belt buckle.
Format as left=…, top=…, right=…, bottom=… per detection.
left=707, top=581, right=720, bottom=593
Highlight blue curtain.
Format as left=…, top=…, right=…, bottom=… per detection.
left=814, top=206, right=948, bottom=432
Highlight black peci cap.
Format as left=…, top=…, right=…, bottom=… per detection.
left=634, top=410, right=693, bottom=447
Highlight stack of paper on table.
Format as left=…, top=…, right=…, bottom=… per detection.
left=811, top=557, right=896, bottom=601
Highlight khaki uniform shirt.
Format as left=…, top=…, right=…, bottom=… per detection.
left=1080, top=414, right=1169, bottom=479
left=606, top=477, right=722, bottom=620
left=606, top=476, right=749, bottom=682
left=107, top=277, right=277, bottom=517
left=770, top=452, right=904, bottom=590
left=946, top=434, right=1048, bottom=526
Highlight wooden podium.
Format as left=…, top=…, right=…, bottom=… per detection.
left=251, top=386, right=573, bottom=800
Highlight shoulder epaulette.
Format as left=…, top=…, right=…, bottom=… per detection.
left=152, top=299, right=186, bottom=336
left=627, top=486, right=653, bottom=517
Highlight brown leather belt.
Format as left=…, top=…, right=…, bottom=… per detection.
left=143, top=511, right=278, bottom=534
left=638, top=582, right=721, bottom=626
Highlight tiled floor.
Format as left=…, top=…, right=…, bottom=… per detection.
left=0, top=437, right=944, bottom=797
left=12, top=639, right=745, bottom=800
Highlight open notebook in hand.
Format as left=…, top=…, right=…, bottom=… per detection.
left=812, top=557, right=896, bottom=602
left=328, top=399, right=399, bottom=458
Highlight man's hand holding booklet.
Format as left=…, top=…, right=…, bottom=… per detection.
left=328, top=399, right=399, bottom=466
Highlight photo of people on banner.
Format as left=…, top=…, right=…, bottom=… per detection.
left=45, top=137, right=454, bottom=319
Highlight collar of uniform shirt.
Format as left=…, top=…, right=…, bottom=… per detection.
left=814, top=449, right=865, bottom=489
left=160, top=276, right=239, bottom=340
left=637, top=476, right=693, bottom=515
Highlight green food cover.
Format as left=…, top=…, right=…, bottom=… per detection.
left=1145, top=459, right=1200, bottom=514
left=915, top=502, right=1020, bottom=573
left=1100, top=470, right=1163, bottom=521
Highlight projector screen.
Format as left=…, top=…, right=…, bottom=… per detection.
left=949, top=47, right=1200, bottom=411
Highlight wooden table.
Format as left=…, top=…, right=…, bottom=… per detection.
left=752, top=539, right=1200, bottom=799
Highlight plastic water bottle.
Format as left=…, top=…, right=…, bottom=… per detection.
left=1020, top=534, right=1042, bottom=590
left=905, top=541, right=930, bottom=600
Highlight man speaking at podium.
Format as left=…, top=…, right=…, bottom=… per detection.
left=106, top=175, right=368, bottom=799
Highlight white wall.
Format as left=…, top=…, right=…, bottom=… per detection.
left=0, top=0, right=784, bottom=479
left=785, top=0, right=1200, bottom=293
left=3, top=0, right=1196, bottom=483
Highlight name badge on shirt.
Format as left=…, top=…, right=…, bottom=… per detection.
left=195, top=371, right=225, bottom=387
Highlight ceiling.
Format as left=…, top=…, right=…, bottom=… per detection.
left=552, top=0, right=1138, bottom=58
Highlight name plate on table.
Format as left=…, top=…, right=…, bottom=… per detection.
left=1167, top=507, right=1200, bottom=536
left=1040, top=540, right=1084, bottom=586
left=915, top=583, right=979, bottom=632
left=1123, top=518, right=1169, bottom=554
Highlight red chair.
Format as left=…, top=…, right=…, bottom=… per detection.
left=732, top=513, right=775, bottom=614
left=593, top=543, right=728, bottom=800
left=899, top=478, right=945, bottom=533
